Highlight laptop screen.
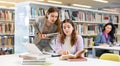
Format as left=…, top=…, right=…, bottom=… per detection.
left=23, top=43, right=43, bottom=55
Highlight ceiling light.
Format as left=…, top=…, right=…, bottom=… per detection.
left=0, top=1, right=16, bottom=4
left=9, top=7, right=15, bottom=9
left=72, top=4, right=92, bottom=8
left=37, top=0, right=44, bottom=1
left=0, top=6, right=7, bottom=8
left=48, top=0, right=62, bottom=4
left=93, top=0, right=108, bottom=3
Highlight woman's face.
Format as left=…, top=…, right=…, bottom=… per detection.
left=105, top=25, right=112, bottom=33
left=63, top=22, right=74, bottom=36
left=47, top=12, right=58, bottom=23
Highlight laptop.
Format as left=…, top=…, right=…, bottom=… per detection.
left=23, top=43, right=43, bottom=55
left=21, top=43, right=51, bottom=65
left=22, top=43, right=60, bottom=57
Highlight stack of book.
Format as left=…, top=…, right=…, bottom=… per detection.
left=19, top=54, right=50, bottom=65
left=22, top=58, right=46, bottom=65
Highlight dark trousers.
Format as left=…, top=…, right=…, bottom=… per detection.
left=96, top=49, right=110, bottom=57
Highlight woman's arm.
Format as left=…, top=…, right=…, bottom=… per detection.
left=76, top=35, right=84, bottom=51
left=94, top=33, right=109, bottom=46
left=76, top=35, right=84, bottom=57
left=55, top=35, right=63, bottom=54
left=34, top=16, right=49, bottom=39
left=55, top=35, right=70, bottom=55
left=34, top=16, right=42, bottom=34
left=94, top=33, right=103, bottom=46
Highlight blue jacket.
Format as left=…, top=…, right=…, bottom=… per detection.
left=94, top=32, right=115, bottom=46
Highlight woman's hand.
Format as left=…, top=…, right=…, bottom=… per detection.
left=58, top=50, right=70, bottom=55
left=113, top=42, right=117, bottom=45
left=38, top=33, right=46, bottom=39
left=100, top=43, right=109, bottom=47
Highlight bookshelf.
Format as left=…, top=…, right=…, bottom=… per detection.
left=0, top=8, right=15, bottom=55
left=116, top=24, right=120, bottom=43
left=15, top=1, right=120, bottom=54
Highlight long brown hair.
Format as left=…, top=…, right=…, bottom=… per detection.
left=60, top=19, right=77, bottom=46
left=102, top=23, right=116, bottom=42
left=45, top=7, right=61, bottom=32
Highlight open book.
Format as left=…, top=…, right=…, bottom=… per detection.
left=59, top=49, right=88, bottom=61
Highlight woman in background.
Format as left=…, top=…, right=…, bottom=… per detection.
left=55, top=19, right=84, bottom=56
left=94, top=23, right=117, bottom=57
left=33, top=7, right=61, bottom=53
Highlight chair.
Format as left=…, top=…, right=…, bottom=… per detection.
left=99, top=53, right=120, bottom=62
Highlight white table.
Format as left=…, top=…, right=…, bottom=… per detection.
left=0, top=54, right=120, bottom=66
left=92, top=46, right=120, bottom=58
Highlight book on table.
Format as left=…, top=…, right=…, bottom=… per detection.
left=19, top=54, right=49, bottom=65
left=22, top=58, right=46, bottom=65
left=59, top=49, right=88, bottom=61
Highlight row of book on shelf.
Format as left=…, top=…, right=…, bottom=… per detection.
left=0, top=36, right=14, bottom=55
left=0, top=36, right=14, bottom=48
left=0, top=23, right=14, bottom=34
left=30, top=7, right=120, bottom=23
left=76, top=24, right=101, bottom=35
left=0, top=48, right=13, bottom=55
left=0, top=9, right=14, bottom=21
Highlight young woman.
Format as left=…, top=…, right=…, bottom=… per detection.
left=94, top=23, right=117, bottom=57
left=33, top=7, right=61, bottom=52
left=55, top=19, right=84, bottom=56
